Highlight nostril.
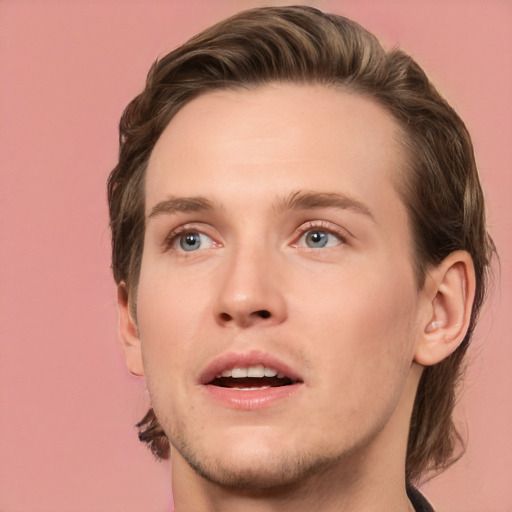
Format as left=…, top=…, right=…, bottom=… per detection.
left=220, top=312, right=232, bottom=322
left=217, top=309, right=272, bottom=324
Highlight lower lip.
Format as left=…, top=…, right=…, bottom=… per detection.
left=203, top=383, right=303, bottom=410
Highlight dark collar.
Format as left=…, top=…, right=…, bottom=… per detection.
left=407, top=486, right=435, bottom=512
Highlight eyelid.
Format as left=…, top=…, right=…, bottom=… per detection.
left=162, top=220, right=349, bottom=251
left=291, top=220, right=349, bottom=247
left=163, top=223, right=221, bottom=251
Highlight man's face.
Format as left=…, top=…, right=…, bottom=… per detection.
left=127, top=84, right=430, bottom=489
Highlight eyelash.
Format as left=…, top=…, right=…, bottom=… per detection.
left=292, top=220, right=348, bottom=248
left=163, top=220, right=348, bottom=252
left=164, top=224, right=216, bottom=250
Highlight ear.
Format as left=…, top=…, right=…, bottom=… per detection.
left=117, top=283, right=144, bottom=377
left=414, top=251, right=476, bottom=366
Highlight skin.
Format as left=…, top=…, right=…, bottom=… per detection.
left=118, top=84, right=475, bottom=512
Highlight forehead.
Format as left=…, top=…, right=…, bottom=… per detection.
left=145, top=84, right=407, bottom=214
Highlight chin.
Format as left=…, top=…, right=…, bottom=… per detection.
left=172, top=435, right=340, bottom=492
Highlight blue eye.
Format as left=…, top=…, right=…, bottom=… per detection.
left=305, top=230, right=328, bottom=248
left=177, top=232, right=214, bottom=251
left=300, top=229, right=341, bottom=249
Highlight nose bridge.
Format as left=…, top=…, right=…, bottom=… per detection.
left=214, top=238, right=287, bottom=327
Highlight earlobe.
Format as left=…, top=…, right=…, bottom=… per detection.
left=414, top=251, right=476, bottom=366
left=117, top=283, right=145, bottom=377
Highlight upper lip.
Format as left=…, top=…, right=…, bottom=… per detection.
left=199, top=350, right=304, bottom=385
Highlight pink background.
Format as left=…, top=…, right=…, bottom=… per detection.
left=0, top=1, right=510, bottom=511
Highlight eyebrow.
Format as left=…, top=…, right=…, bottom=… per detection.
left=147, top=191, right=374, bottom=221
left=148, top=196, right=215, bottom=220
left=275, top=191, right=374, bottom=219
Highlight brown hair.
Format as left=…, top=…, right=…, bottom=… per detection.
left=107, top=5, right=495, bottom=484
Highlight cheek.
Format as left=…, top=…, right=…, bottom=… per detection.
left=135, top=282, right=203, bottom=428
left=137, top=254, right=211, bottom=332
left=303, top=263, right=419, bottom=392
left=134, top=264, right=211, bottom=387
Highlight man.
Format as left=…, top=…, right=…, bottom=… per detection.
left=108, top=6, right=494, bottom=511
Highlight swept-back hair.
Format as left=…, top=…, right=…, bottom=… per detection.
left=108, top=5, right=494, bottom=484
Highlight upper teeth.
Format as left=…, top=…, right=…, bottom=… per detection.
left=217, top=365, right=285, bottom=379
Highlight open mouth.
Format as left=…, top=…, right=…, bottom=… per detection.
left=208, top=365, right=298, bottom=389
left=201, top=355, right=303, bottom=408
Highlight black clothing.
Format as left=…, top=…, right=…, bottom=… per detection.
left=407, top=486, right=435, bottom=512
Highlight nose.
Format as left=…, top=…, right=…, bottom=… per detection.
left=213, top=246, right=287, bottom=328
